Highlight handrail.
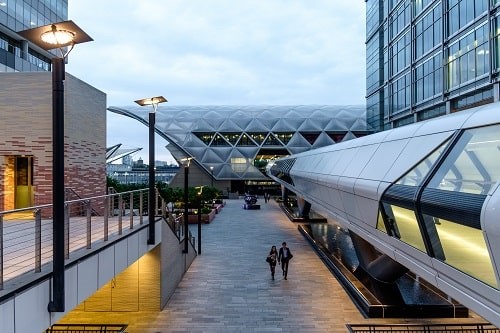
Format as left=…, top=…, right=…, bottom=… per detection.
left=0, top=188, right=159, bottom=290
left=345, top=323, right=499, bottom=333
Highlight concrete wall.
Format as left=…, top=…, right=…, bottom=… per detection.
left=0, top=72, right=106, bottom=211
left=160, top=222, right=197, bottom=308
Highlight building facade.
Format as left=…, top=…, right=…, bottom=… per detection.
left=0, top=0, right=66, bottom=72
left=366, top=0, right=500, bottom=132
left=109, top=105, right=369, bottom=195
left=0, top=1, right=108, bottom=211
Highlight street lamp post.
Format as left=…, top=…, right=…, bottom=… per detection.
left=134, top=96, right=167, bottom=245
left=210, top=166, right=214, bottom=187
left=180, top=157, right=193, bottom=253
left=19, top=21, right=93, bottom=313
left=196, top=186, right=204, bottom=255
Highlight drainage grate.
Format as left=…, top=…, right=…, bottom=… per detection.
left=346, top=323, right=499, bottom=333
left=45, top=324, right=128, bottom=332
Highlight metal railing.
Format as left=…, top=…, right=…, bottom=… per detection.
left=346, top=323, right=499, bottom=333
left=0, top=189, right=154, bottom=290
left=45, top=324, right=128, bottom=332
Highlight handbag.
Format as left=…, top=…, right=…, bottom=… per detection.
left=266, top=256, right=271, bottom=263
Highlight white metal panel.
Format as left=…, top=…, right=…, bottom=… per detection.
left=77, top=255, right=99, bottom=303
left=339, top=189, right=359, bottom=221
left=352, top=195, right=379, bottom=228
left=383, top=131, right=453, bottom=183
left=0, top=299, right=14, bottom=333
left=432, top=259, right=500, bottom=327
left=114, top=240, right=128, bottom=274
left=354, top=178, right=381, bottom=201
left=383, top=121, right=424, bottom=141
left=333, top=148, right=358, bottom=176
left=343, top=144, right=379, bottom=178
left=415, top=109, right=472, bottom=136
left=359, top=139, right=409, bottom=181
left=377, top=181, right=392, bottom=200
left=64, top=266, right=79, bottom=314
left=337, top=175, right=355, bottom=195
left=461, top=103, right=500, bottom=129
left=15, top=279, right=51, bottom=333
left=98, top=246, right=115, bottom=288
left=127, top=232, right=140, bottom=266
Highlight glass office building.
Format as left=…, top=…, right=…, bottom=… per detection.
left=0, top=0, right=67, bottom=72
left=366, top=0, right=500, bottom=132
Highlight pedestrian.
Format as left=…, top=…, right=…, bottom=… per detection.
left=264, top=192, right=268, bottom=203
left=278, top=241, right=293, bottom=280
left=266, top=245, right=278, bottom=280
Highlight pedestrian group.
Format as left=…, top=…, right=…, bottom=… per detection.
left=266, top=242, right=293, bottom=280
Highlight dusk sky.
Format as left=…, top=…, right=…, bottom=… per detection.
left=66, top=1, right=366, bottom=163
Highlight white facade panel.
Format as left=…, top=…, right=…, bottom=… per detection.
left=359, top=139, right=409, bottom=181
left=382, top=131, right=453, bottom=183
left=0, top=299, right=15, bottom=333
left=343, top=144, right=379, bottom=179
left=353, top=178, right=381, bottom=201
left=415, top=110, right=471, bottom=136
left=15, top=279, right=51, bottom=333
left=98, top=246, right=116, bottom=288
left=65, top=266, right=79, bottom=314
left=77, top=255, right=99, bottom=303
left=114, top=240, right=128, bottom=275
left=352, top=195, right=379, bottom=228
left=127, top=232, right=140, bottom=266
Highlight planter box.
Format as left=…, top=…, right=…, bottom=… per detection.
left=187, top=208, right=216, bottom=224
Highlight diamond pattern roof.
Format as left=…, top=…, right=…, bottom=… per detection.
left=108, top=105, right=368, bottom=180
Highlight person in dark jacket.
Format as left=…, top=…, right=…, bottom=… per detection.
left=278, top=242, right=293, bottom=280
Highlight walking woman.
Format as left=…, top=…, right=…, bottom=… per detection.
left=267, top=245, right=278, bottom=280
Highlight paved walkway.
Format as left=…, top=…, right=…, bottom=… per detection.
left=63, top=199, right=484, bottom=332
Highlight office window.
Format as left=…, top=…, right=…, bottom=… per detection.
left=448, top=0, right=488, bottom=35
left=415, top=53, right=443, bottom=103
left=391, top=72, right=411, bottom=113
left=390, top=0, right=410, bottom=39
left=415, top=4, right=442, bottom=59
left=392, top=31, right=411, bottom=74
left=414, top=0, right=434, bottom=16
left=447, top=24, right=489, bottom=89
left=494, top=15, right=500, bottom=70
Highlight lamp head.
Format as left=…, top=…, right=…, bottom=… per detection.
left=18, top=20, right=92, bottom=51
left=134, top=96, right=168, bottom=107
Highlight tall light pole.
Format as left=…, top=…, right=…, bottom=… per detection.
left=195, top=186, right=204, bottom=255
left=180, top=157, right=193, bottom=253
left=210, top=166, right=214, bottom=187
left=134, top=96, right=167, bottom=245
left=19, top=21, right=93, bottom=313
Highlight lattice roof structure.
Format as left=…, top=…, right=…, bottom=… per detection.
left=108, top=105, right=368, bottom=180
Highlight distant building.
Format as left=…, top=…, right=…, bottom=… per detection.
left=109, top=105, right=369, bottom=194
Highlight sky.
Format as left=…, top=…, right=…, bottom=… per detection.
left=66, top=1, right=366, bottom=163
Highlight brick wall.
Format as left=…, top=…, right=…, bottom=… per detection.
left=0, top=72, right=106, bottom=211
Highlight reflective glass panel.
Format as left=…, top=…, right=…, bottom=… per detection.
left=396, top=138, right=450, bottom=186
left=423, top=214, right=497, bottom=287
left=427, top=124, right=500, bottom=194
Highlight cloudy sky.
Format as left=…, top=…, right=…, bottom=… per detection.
left=66, top=1, right=366, bottom=163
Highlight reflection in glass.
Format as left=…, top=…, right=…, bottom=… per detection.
left=396, top=138, right=449, bottom=186
left=427, top=124, right=500, bottom=194
left=424, top=214, right=497, bottom=288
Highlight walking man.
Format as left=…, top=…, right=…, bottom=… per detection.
left=278, top=242, right=293, bottom=280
